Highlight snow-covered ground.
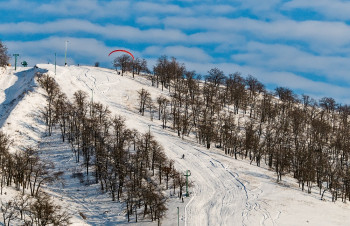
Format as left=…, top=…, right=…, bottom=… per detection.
left=1, top=65, right=350, bottom=226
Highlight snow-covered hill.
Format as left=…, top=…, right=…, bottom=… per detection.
left=1, top=65, right=350, bottom=226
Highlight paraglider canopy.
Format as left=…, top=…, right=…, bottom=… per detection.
left=108, top=49, right=134, bottom=60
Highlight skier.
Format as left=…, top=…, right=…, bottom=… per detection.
left=182, top=154, right=185, bottom=159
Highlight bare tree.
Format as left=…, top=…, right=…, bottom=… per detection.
left=138, top=88, right=151, bottom=116
left=113, top=54, right=132, bottom=76
left=0, top=40, right=9, bottom=67
left=28, top=192, right=71, bottom=226
left=205, top=68, right=225, bottom=87
left=1, top=199, right=17, bottom=226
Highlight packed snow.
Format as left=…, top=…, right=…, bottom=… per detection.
left=1, top=65, right=350, bottom=226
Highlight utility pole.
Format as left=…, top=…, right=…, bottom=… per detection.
left=184, top=170, right=191, bottom=197
left=55, top=53, right=57, bottom=75
left=64, top=40, right=69, bottom=66
left=13, top=54, right=19, bottom=71
left=177, top=207, right=179, bottom=226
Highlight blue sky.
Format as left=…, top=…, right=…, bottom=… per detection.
left=1, top=0, right=350, bottom=103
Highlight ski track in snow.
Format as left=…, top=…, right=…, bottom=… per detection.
left=57, top=66, right=276, bottom=226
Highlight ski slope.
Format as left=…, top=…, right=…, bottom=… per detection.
left=1, top=65, right=350, bottom=226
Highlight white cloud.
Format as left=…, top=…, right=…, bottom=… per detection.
left=1, top=0, right=131, bottom=19
left=231, top=42, right=350, bottom=83
left=143, top=45, right=212, bottom=62
left=1, top=0, right=36, bottom=10
left=39, top=0, right=131, bottom=19
left=239, top=0, right=283, bottom=19
left=4, top=7, right=350, bottom=51
left=283, top=0, right=350, bottom=20
left=188, top=32, right=245, bottom=45
left=163, top=17, right=350, bottom=48
left=134, top=2, right=192, bottom=15
left=0, top=19, right=187, bottom=44
left=193, top=4, right=236, bottom=15
left=240, top=0, right=280, bottom=11
left=136, top=17, right=162, bottom=26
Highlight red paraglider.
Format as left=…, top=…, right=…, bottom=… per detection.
left=108, top=49, right=134, bottom=60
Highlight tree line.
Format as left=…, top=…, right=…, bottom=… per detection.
left=37, top=73, right=186, bottom=223
left=132, top=55, right=350, bottom=203
left=113, top=55, right=149, bottom=77
left=0, top=131, right=70, bottom=225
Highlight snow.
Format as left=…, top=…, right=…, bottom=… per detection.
left=0, top=67, right=48, bottom=153
left=1, top=65, right=350, bottom=226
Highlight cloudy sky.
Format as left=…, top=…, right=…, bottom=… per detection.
left=1, top=0, right=350, bottom=103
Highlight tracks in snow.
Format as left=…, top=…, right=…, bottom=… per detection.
left=54, top=66, right=278, bottom=225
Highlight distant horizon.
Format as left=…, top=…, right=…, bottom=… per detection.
left=2, top=0, right=350, bottom=103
